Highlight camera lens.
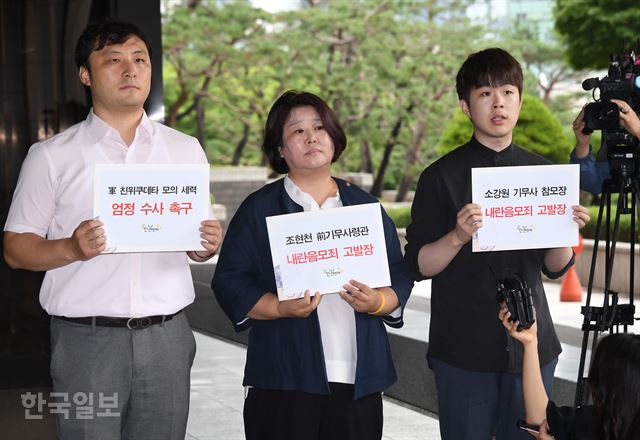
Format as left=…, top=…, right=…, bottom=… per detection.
left=584, top=101, right=621, bottom=131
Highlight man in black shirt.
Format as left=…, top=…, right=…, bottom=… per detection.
left=404, top=48, right=590, bottom=440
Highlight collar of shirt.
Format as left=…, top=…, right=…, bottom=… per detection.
left=283, top=175, right=341, bottom=211
left=469, top=135, right=516, bottom=166
left=85, top=109, right=154, bottom=163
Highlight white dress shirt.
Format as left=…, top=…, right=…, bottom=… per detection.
left=4, top=110, right=208, bottom=318
left=283, top=176, right=358, bottom=384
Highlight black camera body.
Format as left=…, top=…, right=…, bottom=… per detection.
left=583, top=53, right=640, bottom=133
left=582, top=52, right=640, bottom=180
left=496, top=274, right=535, bottom=331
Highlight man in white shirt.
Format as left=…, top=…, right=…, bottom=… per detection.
left=3, top=19, right=221, bottom=439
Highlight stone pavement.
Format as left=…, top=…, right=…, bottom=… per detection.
left=186, top=275, right=638, bottom=439
left=3, top=276, right=633, bottom=439
left=186, top=332, right=442, bottom=440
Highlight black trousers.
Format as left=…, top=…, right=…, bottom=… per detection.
left=244, top=383, right=383, bottom=440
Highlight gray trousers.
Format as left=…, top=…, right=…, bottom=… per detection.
left=50, top=312, right=196, bottom=440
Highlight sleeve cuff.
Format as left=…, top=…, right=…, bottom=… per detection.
left=569, top=145, right=594, bottom=164
left=543, top=251, right=575, bottom=279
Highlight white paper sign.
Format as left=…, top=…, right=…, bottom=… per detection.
left=471, top=164, right=579, bottom=252
left=266, top=203, right=391, bottom=301
left=94, top=164, right=210, bottom=253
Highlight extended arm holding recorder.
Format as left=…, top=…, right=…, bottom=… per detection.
left=498, top=307, right=548, bottom=430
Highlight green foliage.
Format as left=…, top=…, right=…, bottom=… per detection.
left=386, top=206, right=412, bottom=229
left=494, top=21, right=583, bottom=100
left=161, top=0, right=481, bottom=191
left=581, top=204, right=638, bottom=242
left=514, top=95, right=572, bottom=163
left=436, top=94, right=572, bottom=163
left=435, top=110, right=473, bottom=155
left=554, top=0, right=640, bottom=69
left=161, top=1, right=579, bottom=195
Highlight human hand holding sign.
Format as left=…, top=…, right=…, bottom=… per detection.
left=454, top=203, right=483, bottom=245
left=70, top=218, right=106, bottom=261
left=187, top=219, right=222, bottom=261
left=277, top=290, right=322, bottom=318
left=339, top=279, right=383, bottom=314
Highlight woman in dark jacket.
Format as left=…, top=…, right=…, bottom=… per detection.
left=212, top=91, right=413, bottom=440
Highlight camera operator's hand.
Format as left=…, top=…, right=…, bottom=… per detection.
left=611, top=99, right=640, bottom=139
left=454, top=203, right=483, bottom=245
left=572, top=106, right=591, bottom=158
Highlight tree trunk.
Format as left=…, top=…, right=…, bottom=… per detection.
left=370, top=103, right=414, bottom=197
left=396, top=118, right=426, bottom=202
left=165, top=86, right=188, bottom=127
left=359, top=139, right=373, bottom=174
left=195, top=100, right=205, bottom=149
left=231, top=122, right=250, bottom=165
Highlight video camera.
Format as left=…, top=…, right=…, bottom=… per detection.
left=582, top=51, right=640, bottom=180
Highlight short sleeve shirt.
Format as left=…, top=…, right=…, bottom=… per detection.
left=4, top=110, right=209, bottom=317
left=405, top=137, right=563, bottom=372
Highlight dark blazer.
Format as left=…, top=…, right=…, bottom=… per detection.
left=212, top=177, right=413, bottom=399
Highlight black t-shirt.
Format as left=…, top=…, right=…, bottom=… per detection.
left=405, top=137, right=567, bottom=372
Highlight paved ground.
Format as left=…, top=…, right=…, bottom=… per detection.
left=186, top=332, right=442, bottom=440
left=186, top=276, right=638, bottom=440
left=4, top=275, right=633, bottom=439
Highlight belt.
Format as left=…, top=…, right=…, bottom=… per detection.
left=54, top=311, right=181, bottom=330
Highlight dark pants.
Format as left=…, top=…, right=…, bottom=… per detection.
left=244, top=383, right=383, bottom=440
left=50, top=313, right=196, bottom=440
left=431, top=357, right=558, bottom=440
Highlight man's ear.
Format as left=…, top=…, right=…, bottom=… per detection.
left=460, top=99, right=471, bottom=117
left=79, top=66, right=91, bottom=87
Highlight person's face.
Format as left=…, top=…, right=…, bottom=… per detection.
left=460, top=84, right=522, bottom=150
left=79, top=35, right=151, bottom=113
left=280, top=106, right=335, bottom=175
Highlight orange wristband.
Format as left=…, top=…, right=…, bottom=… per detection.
left=367, top=291, right=386, bottom=316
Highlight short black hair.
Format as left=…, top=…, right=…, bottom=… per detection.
left=262, top=91, right=347, bottom=175
left=75, top=19, right=152, bottom=70
left=455, top=48, right=523, bottom=104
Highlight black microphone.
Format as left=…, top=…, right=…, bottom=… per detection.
left=582, top=77, right=600, bottom=91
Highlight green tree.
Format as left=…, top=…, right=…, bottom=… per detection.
left=554, top=0, right=640, bottom=69
left=270, top=1, right=477, bottom=198
left=497, top=22, right=585, bottom=104
left=163, top=1, right=268, bottom=158
left=436, top=94, right=572, bottom=163
left=162, top=0, right=482, bottom=196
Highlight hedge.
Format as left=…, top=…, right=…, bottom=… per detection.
left=582, top=205, right=638, bottom=242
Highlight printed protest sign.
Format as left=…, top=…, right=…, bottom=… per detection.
left=266, top=203, right=391, bottom=300
left=94, top=164, right=210, bottom=253
left=472, top=164, right=579, bottom=252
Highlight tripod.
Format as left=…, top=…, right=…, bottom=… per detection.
left=574, top=175, right=639, bottom=407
